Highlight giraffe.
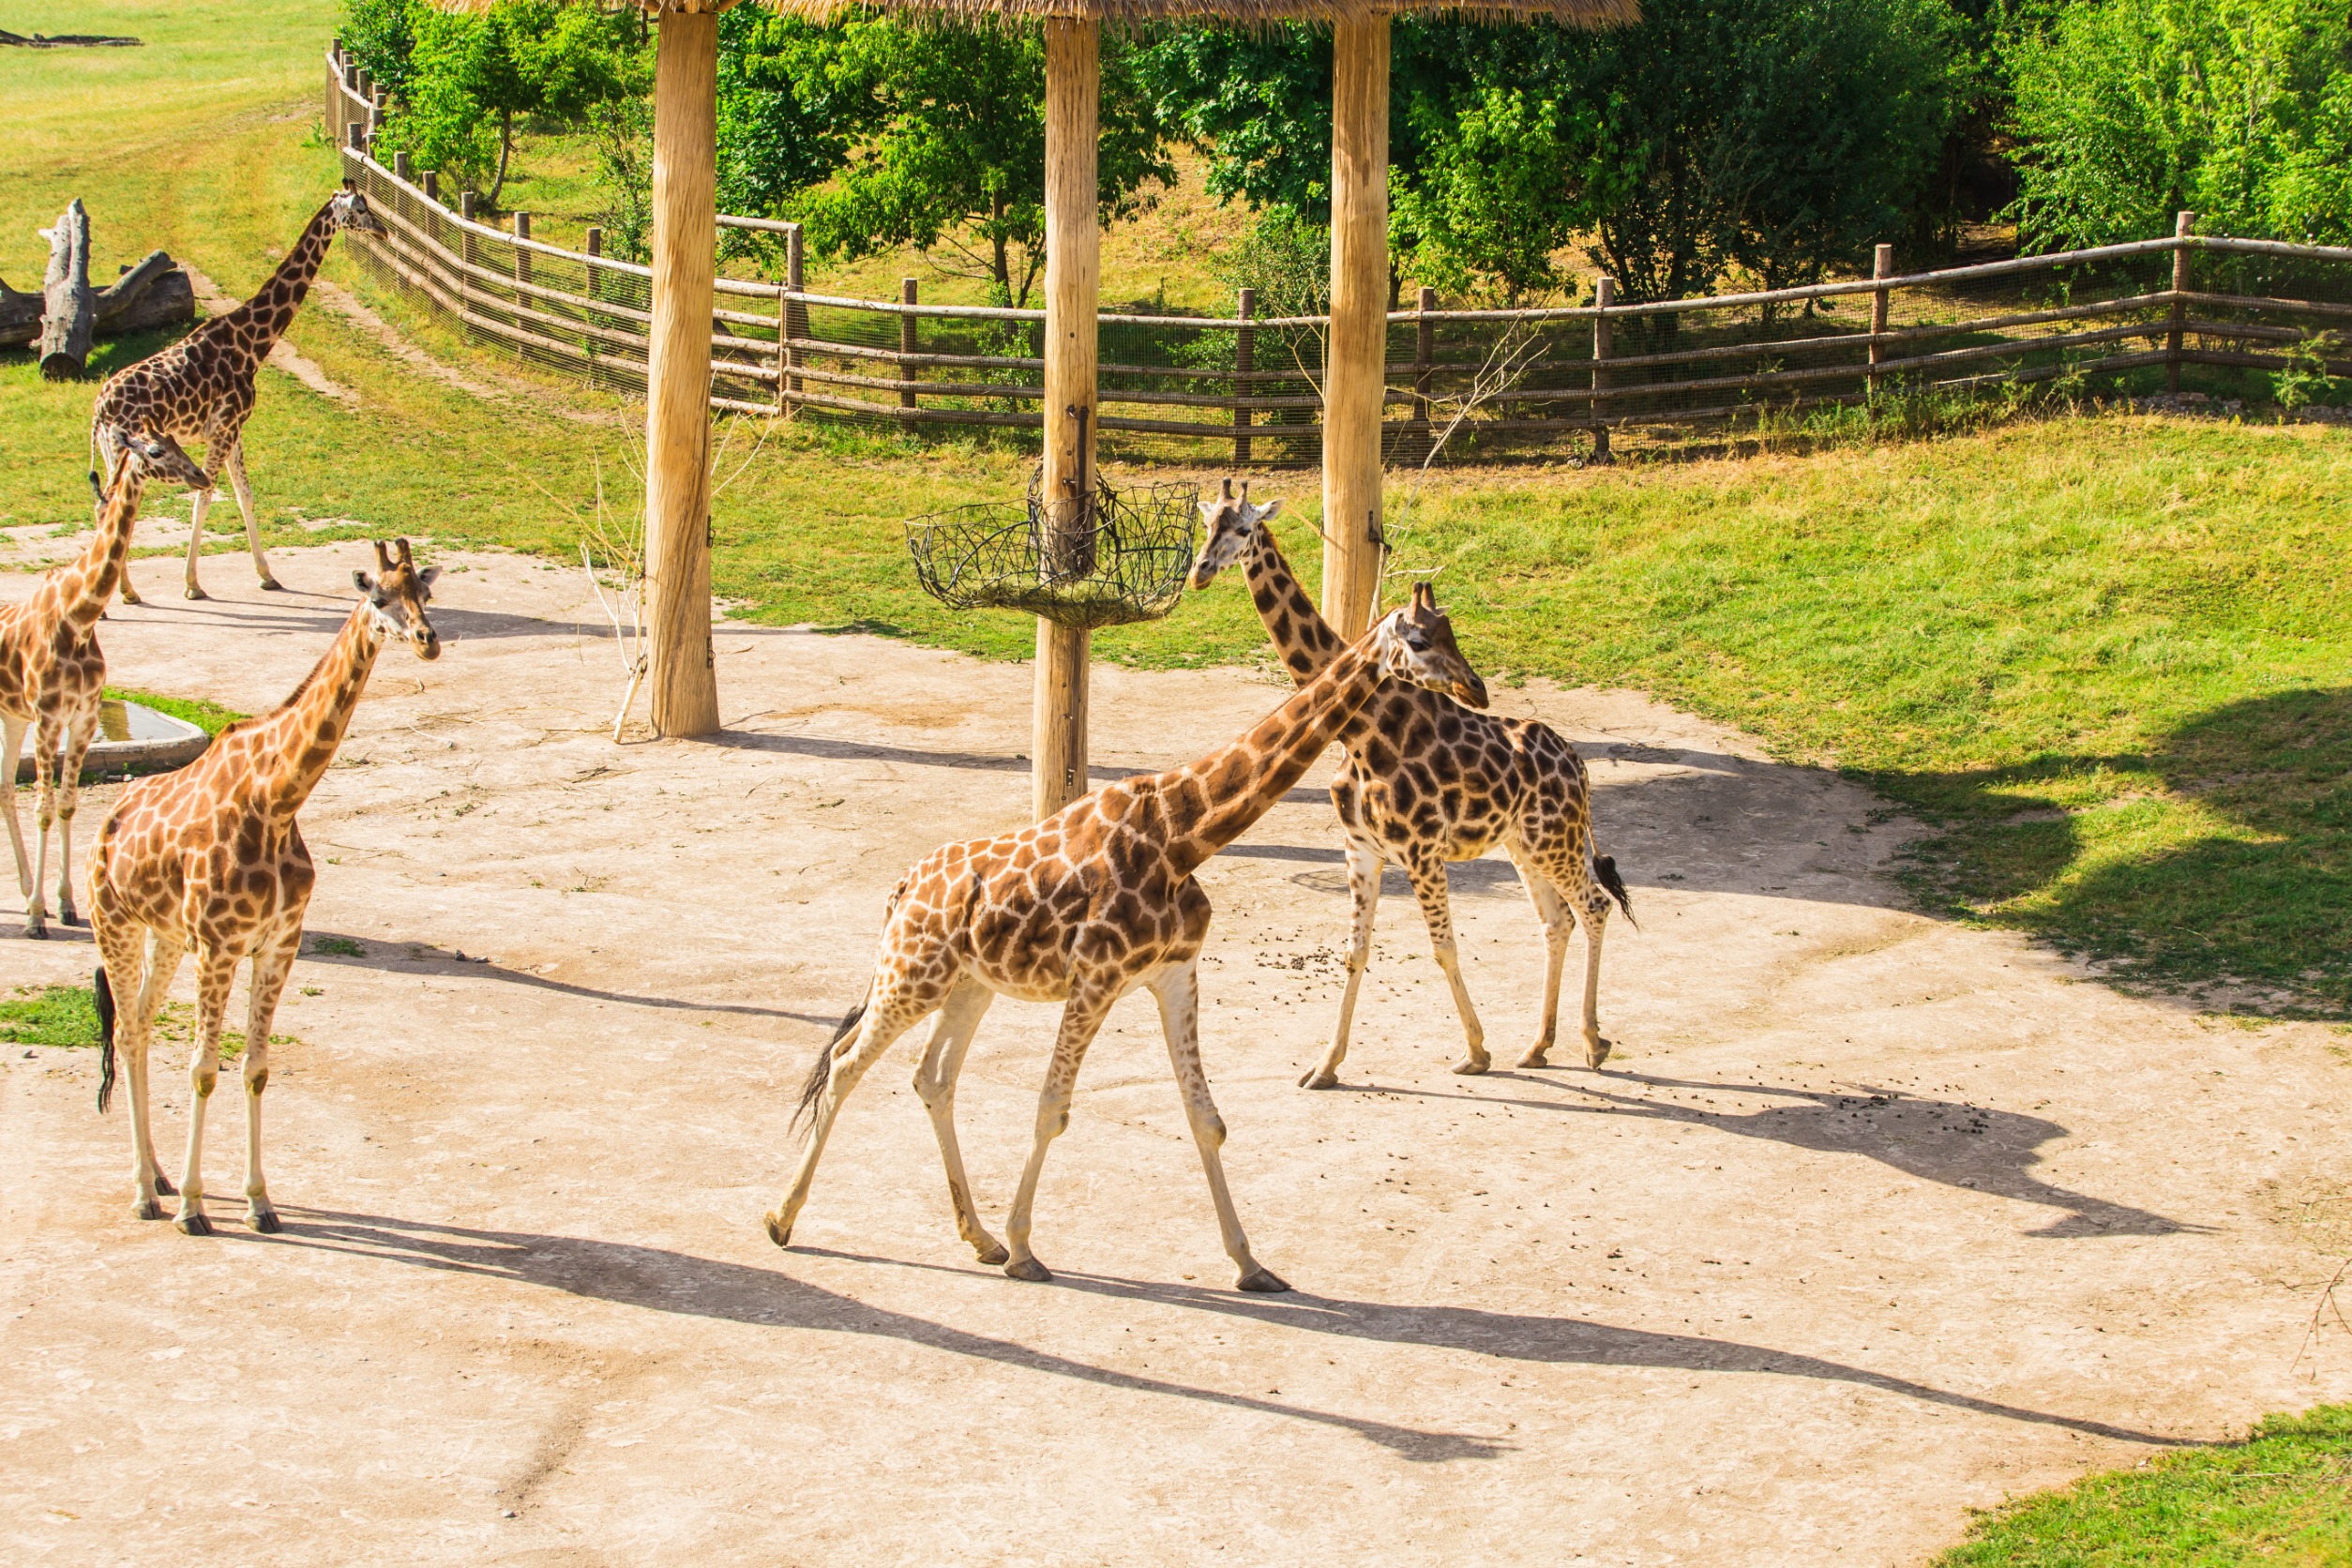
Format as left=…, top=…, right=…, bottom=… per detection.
left=1, top=430, right=211, bottom=939
left=88, top=539, right=440, bottom=1234
left=88, top=180, right=385, bottom=604
left=1188, top=483, right=1634, bottom=1086
left=768, top=586, right=1490, bottom=1291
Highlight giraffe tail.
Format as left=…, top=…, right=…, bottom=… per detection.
left=95, top=964, right=117, bottom=1114
left=792, top=986, right=871, bottom=1137
left=1593, top=853, right=1636, bottom=929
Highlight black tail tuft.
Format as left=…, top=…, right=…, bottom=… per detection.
left=1594, top=854, right=1636, bottom=929
left=792, top=999, right=867, bottom=1137
left=95, top=965, right=117, bottom=1114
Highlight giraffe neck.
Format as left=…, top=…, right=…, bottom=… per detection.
left=57, top=468, right=145, bottom=638
left=1241, top=526, right=1346, bottom=685
left=219, top=200, right=339, bottom=362
left=250, top=599, right=386, bottom=816
left=1161, top=633, right=1390, bottom=875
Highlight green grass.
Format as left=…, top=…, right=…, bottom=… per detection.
left=104, top=687, right=247, bottom=735
left=6, top=2, right=2351, bottom=1023
left=1936, top=1405, right=2352, bottom=1565
left=0, top=983, right=103, bottom=1048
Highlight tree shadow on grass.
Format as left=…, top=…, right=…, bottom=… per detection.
left=1882, top=687, right=2352, bottom=1018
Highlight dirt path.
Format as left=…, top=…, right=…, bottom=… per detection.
left=3, top=546, right=2346, bottom=1564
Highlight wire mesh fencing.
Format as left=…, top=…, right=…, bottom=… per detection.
left=326, top=44, right=2352, bottom=468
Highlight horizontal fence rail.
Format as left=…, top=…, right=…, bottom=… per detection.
left=326, top=46, right=2352, bottom=465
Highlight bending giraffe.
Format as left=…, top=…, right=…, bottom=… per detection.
left=771, top=586, right=1490, bottom=1291
left=1188, top=483, right=1633, bottom=1085
left=88, top=180, right=385, bottom=603
left=89, top=540, right=440, bottom=1234
left=2, top=430, right=211, bottom=939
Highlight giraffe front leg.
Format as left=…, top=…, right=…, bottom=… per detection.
left=53, top=715, right=98, bottom=927
left=1153, top=962, right=1285, bottom=1292
left=1002, top=988, right=1115, bottom=1284
left=23, top=719, right=61, bottom=937
left=910, top=979, right=1005, bottom=1264
left=1403, top=854, right=1486, bottom=1075
left=1506, top=842, right=1575, bottom=1069
left=239, top=931, right=299, bottom=1232
left=173, top=946, right=239, bottom=1236
left=1303, top=839, right=1384, bottom=1090
left=1, top=716, right=29, bottom=898
left=184, top=483, right=216, bottom=600
left=764, top=993, right=926, bottom=1250
left=222, top=443, right=279, bottom=591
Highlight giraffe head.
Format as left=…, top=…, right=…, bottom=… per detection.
left=327, top=179, right=389, bottom=237
left=1372, top=582, right=1488, bottom=709
left=98, top=429, right=211, bottom=495
left=352, top=538, right=441, bottom=660
left=1188, top=477, right=1281, bottom=589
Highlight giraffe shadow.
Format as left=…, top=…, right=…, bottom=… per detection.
left=804, top=1250, right=2186, bottom=1448
left=1367, top=1070, right=2199, bottom=1239
left=294, top=934, right=836, bottom=1026
left=235, top=1207, right=1501, bottom=1461
left=707, top=728, right=1327, bottom=802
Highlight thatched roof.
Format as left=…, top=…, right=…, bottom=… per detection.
left=540, top=0, right=1636, bottom=25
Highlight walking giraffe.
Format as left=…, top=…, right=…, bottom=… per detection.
left=89, top=540, right=440, bottom=1234
left=88, top=181, right=385, bottom=603
left=2, top=430, right=211, bottom=938
left=770, top=586, right=1490, bottom=1291
left=1187, top=483, right=1633, bottom=1085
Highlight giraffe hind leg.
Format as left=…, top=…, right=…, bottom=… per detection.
left=2, top=717, right=29, bottom=897
left=24, top=718, right=61, bottom=937
left=765, top=990, right=929, bottom=1250
left=1505, top=841, right=1576, bottom=1069
left=223, top=444, right=279, bottom=591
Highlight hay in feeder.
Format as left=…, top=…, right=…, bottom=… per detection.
left=907, top=476, right=1199, bottom=630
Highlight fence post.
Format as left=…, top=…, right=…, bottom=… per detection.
left=784, top=223, right=806, bottom=408
left=1234, top=286, right=1255, bottom=465
left=356, top=68, right=370, bottom=99
left=1868, top=243, right=1892, bottom=394
left=1591, top=275, right=1615, bottom=465
left=583, top=225, right=601, bottom=303
left=513, top=211, right=531, bottom=296
left=899, top=277, right=919, bottom=411
left=344, top=61, right=359, bottom=94
left=1414, top=284, right=1435, bottom=459
left=2168, top=209, right=2195, bottom=394
left=459, top=190, right=477, bottom=346
left=420, top=170, right=438, bottom=249
left=369, top=88, right=384, bottom=140
left=393, top=150, right=411, bottom=182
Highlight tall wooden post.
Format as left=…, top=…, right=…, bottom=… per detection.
left=1033, top=17, right=1098, bottom=820
left=643, top=2, right=720, bottom=737
left=1413, top=283, right=1435, bottom=457
left=584, top=224, right=602, bottom=301
left=2167, top=210, right=2195, bottom=394
left=1322, top=14, right=1390, bottom=640
left=1233, top=286, right=1255, bottom=465
left=899, top=278, right=920, bottom=410
left=784, top=223, right=807, bottom=406
left=1868, top=243, right=1892, bottom=393
left=1591, top=275, right=1614, bottom=464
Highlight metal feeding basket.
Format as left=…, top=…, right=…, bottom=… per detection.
left=906, top=474, right=1199, bottom=630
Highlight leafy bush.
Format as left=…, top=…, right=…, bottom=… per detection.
left=2005, top=0, right=2352, bottom=250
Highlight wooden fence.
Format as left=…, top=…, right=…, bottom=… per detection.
left=327, top=44, right=2352, bottom=465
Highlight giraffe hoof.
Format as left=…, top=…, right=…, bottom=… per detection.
left=761, top=1212, right=792, bottom=1249
left=258, top=578, right=284, bottom=592
left=1452, top=1055, right=1490, bottom=1077
left=23, top=922, right=48, bottom=941
left=153, top=1172, right=176, bottom=1197
left=246, top=1207, right=281, bottom=1234
left=1236, top=1267, right=1290, bottom=1293
left=131, top=1195, right=163, bottom=1221
left=174, top=1212, right=214, bottom=1237
left=120, top=592, right=143, bottom=607
left=184, top=586, right=207, bottom=601
left=1516, top=1049, right=1554, bottom=1069
left=973, top=1242, right=1009, bottom=1266
left=1003, top=1257, right=1053, bottom=1284
left=1584, top=1037, right=1613, bottom=1070
left=1298, top=1068, right=1339, bottom=1090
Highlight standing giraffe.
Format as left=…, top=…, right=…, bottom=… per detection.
left=2, top=430, right=211, bottom=939
left=770, top=587, right=1490, bottom=1291
left=89, top=540, right=440, bottom=1234
left=1188, top=484, right=1633, bottom=1085
left=88, top=181, right=385, bottom=603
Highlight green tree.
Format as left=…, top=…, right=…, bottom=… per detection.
left=2004, top=0, right=2352, bottom=250
left=339, top=0, right=418, bottom=98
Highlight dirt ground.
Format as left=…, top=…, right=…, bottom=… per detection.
left=4, top=544, right=2346, bottom=1565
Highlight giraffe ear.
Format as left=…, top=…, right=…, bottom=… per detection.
left=353, top=569, right=376, bottom=594
left=415, top=566, right=440, bottom=595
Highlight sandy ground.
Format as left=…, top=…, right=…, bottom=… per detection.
left=3, top=544, right=2346, bottom=1566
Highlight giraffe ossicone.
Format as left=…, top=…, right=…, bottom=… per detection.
left=89, top=538, right=439, bottom=1236
left=1190, top=482, right=1634, bottom=1084
left=89, top=180, right=386, bottom=603
left=766, top=589, right=1490, bottom=1291
left=1, top=430, right=210, bottom=940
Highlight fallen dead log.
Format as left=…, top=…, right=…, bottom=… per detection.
left=0, top=30, right=142, bottom=48
left=38, top=200, right=95, bottom=379
left=2, top=250, right=195, bottom=351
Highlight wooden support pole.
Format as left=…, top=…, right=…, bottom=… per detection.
left=1868, top=243, right=1892, bottom=393
left=899, top=277, right=920, bottom=410
left=784, top=223, right=806, bottom=404
left=1322, top=13, right=1390, bottom=639
left=1591, top=275, right=1614, bottom=464
left=583, top=224, right=601, bottom=301
left=421, top=169, right=437, bottom=202
left=2168, top=210, right=2195, bottom=393
left=512, top=210, right=531, bottom=292
left=393, top=150, right=411, bottom=181
left=1234, top=286, right=1255, bottom=465
left=643, top=3, right=720, bottom=738
left=1414, top=283, right=1435, bottom=451
left=1033, top=16, right=1098, bottom=820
